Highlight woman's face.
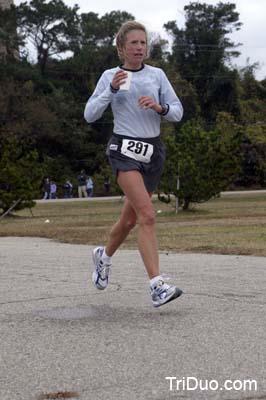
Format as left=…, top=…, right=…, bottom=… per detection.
left=121, top=29, right=147, bottom=69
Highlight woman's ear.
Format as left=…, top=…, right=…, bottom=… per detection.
left=117, top=45, right=124, bottom=60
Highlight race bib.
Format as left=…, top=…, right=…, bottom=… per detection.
left=121, top=139, right=154, bottom=163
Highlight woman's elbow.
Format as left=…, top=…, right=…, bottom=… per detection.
left=166, top=105, right=183, bottom=122
left=177, top=107, right=183, bottom=121
left=84, top=112, right=91, bottom=123
left=174, top=103, right=184, bottom=121
left=84, top=106, right=96, bottom=123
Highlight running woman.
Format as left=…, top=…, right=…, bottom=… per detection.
left=84, top=21, right=184, bottom=307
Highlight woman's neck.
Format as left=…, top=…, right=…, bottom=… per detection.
left=121, top=62, right=144, bottom=71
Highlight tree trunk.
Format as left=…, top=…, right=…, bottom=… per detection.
left=183, top=198, right=190, bottom=210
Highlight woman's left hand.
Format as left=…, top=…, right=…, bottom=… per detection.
left=138, top=96, right=162, bottom=113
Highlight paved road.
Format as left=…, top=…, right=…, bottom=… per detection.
left=0, top=237, right=266, bottom=400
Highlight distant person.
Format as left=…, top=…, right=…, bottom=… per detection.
left=86, top=177, right=94, bottom=197
left=77, top=170, right=88, bottom=198
left=84, top=21, right=183, bottom=308
left=50, top=181, right=57, bottom=199
left=104, top=177, right=111, bottom=194
left=64, top=180, right=73, bottom=198
left=43, top=178, right=50, bottom=200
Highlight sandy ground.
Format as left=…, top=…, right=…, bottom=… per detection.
left=0, top=236, right=266, bottom=400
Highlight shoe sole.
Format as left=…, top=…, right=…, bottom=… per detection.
left=153, top=287, right=183, bottom=308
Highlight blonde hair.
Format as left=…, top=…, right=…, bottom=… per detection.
left=116, top=21, right=149, bottom=61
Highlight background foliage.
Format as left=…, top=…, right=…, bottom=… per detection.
left=0, top=0, right=266, bottom=212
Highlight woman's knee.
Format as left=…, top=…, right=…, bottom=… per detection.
left=138, top=207, right=156, bottom=227
left=120, top=216, right=137, bottom=231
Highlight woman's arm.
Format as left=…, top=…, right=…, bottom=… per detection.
left=84, top=72, right=113, bottom=123
left=159, top=70, right=183, bottom=122
left=84, top=69, right=128, bottom=123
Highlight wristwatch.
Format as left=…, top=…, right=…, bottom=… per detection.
left=158, top=104, right=169, bottom=116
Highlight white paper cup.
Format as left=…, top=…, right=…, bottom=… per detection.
left=119, top=71, right=132, bottom=91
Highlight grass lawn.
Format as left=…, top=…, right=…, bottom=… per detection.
left=1, top=192, right=266, bottom=256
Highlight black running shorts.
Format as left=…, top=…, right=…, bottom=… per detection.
left=106, top=134, right=166, bottom=192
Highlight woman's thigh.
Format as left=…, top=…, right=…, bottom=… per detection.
left=117, top=170, right=153, bottom=215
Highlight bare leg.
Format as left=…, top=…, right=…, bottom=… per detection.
left=117, top=170, right=159, bottom=279
left=105, top=197, right=137, bottom=256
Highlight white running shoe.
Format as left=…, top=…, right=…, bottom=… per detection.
left=92, top=247, right=111, bottom=290
left=151, top=279, right=183, bottom=308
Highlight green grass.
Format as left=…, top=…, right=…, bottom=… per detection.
left=1, top=192, right=266, bottom=256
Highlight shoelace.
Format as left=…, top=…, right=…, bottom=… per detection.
left=97, top=260, right=111, bottom=279
left=152, top=280, right=168, bottom=295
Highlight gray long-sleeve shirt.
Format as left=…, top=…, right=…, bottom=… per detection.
left=84, top=64, right=183, bottom=139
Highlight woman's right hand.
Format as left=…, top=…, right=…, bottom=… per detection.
left=111, top=70, right=128, bottom=90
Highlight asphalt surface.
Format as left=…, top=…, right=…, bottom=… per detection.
left=0, top=236, right=266, bottom=400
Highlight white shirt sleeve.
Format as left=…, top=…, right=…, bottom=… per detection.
left=84, top=65, right=183, bottom=138
left=84, top=71, right=114, bottom=123
left=159, top=69, right=183, bottom=122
